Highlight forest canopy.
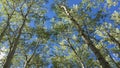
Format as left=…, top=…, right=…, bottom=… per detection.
left=0, top=0, right=120, bottom=68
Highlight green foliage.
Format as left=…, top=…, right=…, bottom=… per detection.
left=0, top=0, right=120, bottom=68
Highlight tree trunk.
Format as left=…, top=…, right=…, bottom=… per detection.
left=67, top=38, right=85, bottom=68
left=0, top=11, right=14, bottom=42
left=104, top=47, right=120, bottom=68
left=24, top=45, right=38, bottom=68
left=3, top=4, right=32, bottom=67
left=3, top=45, right=17, bottom=68
left=24, top=61, right=29, bottom=68
left=107, top=32, right=120, bottom=49
left=76, top=26, right=111, bottom=68
left=59, top=5, right=111, bottom=68
left=3, top=19, right=26, bottom=68
left=0, top=22, right=9, bottom=42
left=74, top=16, right=111, bottom=68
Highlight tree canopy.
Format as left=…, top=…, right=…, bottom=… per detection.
left=0, top=0, right=120, bottom=68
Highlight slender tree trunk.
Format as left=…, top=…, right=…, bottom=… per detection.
left=3, top=22, right=25, bottom=68
left=3, top=19, right=26, bottom=68
left=0, top=11, right=14, bottom=42
left=2, top=46, right=17, bottom=68
left=107, top=32, right=120, bottom=49
left=3, top=4, right=32, bottom=68
left=73, top=14, right=111, bottom=68
left=24, top=61, right=30, bottom=68
left=59, top=5, right=111, bottom=68
left=24, top=45, right=38, bottom=68
left=67, top=38, right=85, bottom=68
left=1, top=11, right=15, bottom=68
left=104, top=46, right=120, bottom=68
left=0, top=21, right=9, bottom=42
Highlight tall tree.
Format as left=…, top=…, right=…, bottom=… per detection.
left=52, top=0, right=114, bottom=68
left=0, top=0, right=48, bottom=68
